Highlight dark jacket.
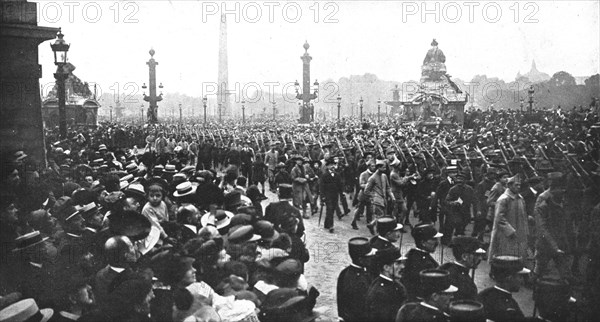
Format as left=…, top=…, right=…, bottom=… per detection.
left=337, top=264, right=373, bottom=322
left=395, top=302, right=450, bottom=322
left=439, top=261, right=477, bottom=300
left=478, top=286, right=525, bottom=322
left=365, top=275, right=407, bottom=322
left=401, top=248, right=439, bottom=301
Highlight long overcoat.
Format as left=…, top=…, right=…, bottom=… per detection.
left=488, top=188, right=529, bottom=260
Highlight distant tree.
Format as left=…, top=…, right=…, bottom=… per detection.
left=584, top=74, right=599, bottom=89
left=548, top=71, right=576, bottom=87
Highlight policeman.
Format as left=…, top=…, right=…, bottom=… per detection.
left=477, top=255, right=531, bottom=322
left=370, top=217, right=404, bottom=251
left=337, top=237, right=377, bottom=322
left=396, top=269, right=458, bottom=322
left=439, top=236, right=486, bottom=300
left=533, top=278, right=577, bottom=321
left=402, top=223, right=443, bottom=301
left=365, top=247, right=408, bottom=322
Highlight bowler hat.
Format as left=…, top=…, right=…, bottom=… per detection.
left=255, top=220, right=280, bottom=242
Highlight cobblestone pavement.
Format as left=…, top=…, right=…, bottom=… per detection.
left=258, top=189, right=535, bottom=322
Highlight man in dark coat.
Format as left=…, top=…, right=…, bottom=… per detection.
left=534, top=172, right=574, bottom=283
left=264, top=184, right=304, bottom=238
left=401, top=223, right=443, bottom=301
left=319, top=158, right=344, bottom=233
left=337, top=237, right=376, bottom=322
left=444, top=172, right=475, bottom=244
left=478, top=256, right=530, bottom=322
left=439, top=236, right=486, bottom=300
left=434, top=167, right=457, bottom=238
left=365, top=247, right=407, bottom=322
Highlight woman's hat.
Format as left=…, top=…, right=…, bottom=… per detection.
left=173, top=181, right=197, bottom=198
left=0, top=299, right=53, bottom=322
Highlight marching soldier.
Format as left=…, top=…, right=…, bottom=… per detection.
left=291, top=156, right=313, bottom=219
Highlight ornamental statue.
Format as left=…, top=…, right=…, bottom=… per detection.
left=421, top=39, right=447, bottom=81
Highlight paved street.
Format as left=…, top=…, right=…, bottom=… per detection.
left=258, top=189, right=535, bottom=321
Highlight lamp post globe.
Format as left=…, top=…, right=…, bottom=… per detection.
left=51, top=29, right=70, bottom=139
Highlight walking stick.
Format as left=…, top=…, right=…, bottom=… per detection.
left=318, top=199, right=324, bottom=227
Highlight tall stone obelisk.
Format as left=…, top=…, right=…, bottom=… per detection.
left=217, top=13, right=230, bottom=120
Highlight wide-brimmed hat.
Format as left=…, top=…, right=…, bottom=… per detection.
left=0, top=299, right=53, bottom=322
left=201, top=209, right=234, bottom=230
left=124, top=183, right=145, bottom=201
left=173, top=181, right=197, bottom=198
left=13, top=151, right=28, bottom=162
left=227, top=225, right=261, bottom=244
left=12, top=231, right=49, bottom=252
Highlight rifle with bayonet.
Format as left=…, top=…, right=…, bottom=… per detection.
left=497, top=142, right=513, bottom=176
left=404, top=141, right=421, bottom=176
left=462, top=145, right=474, bottom=181
left=508, top=142, right=539, bottom=177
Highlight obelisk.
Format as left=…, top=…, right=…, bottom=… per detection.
left=217, top=13, right=230, bottom=119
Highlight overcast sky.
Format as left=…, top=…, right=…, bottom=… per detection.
left=37, top=0, right=599, bottom=99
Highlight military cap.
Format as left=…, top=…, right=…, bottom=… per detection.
left=490, top=256, right=530, bottom=277
left=227, top=225, right=261, bottom=244
left=348, top=237, right=376, bottom=258
left=450, top=236, right=486, bottom=254
left=420, top=269, right=458, bottom=295
left=412, top=223, right=443, bottom=241
left=448, top=300, right=486, bottom=322
left=376, top=217, right=403, bottom=235
left=375, top=247, right=406, bottom=266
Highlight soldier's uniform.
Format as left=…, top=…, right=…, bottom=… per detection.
left=401, top=223, right=443, bottom=301
left=365, top=248, right=407, bottom=322
left=336, top=237, right=376, bottom=322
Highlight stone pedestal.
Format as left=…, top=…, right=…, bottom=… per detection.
left=1, top=0, right=59, bottom=166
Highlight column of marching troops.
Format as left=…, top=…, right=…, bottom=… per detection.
left=0, top=107, right=599, bottom=321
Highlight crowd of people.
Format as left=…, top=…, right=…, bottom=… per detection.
left=1, top=106, right=599, bottom=322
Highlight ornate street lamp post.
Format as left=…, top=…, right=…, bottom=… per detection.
left=50, top=29, right=70, bottom=139
left=520, top=98, right=524, bottom=113
left=203, top=96, right=207, bottom=126
left=337, top=94, right=341, bottom=121
left=140, top=104, right=144, bottom=123
left=109, top=106, right=113, bottom=122
left=179, top=103, right=182, bottom=125
left=272, top=101, right=276, bottom=120
left=359, top=97, right=364, bottom=122
left=142, top=48, right=163, bottom=123
left=377, top=98, right=381, bottom=122
left=528, top=85, right=535, bottom=114
left=242, top=100, right=246, bottom=123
